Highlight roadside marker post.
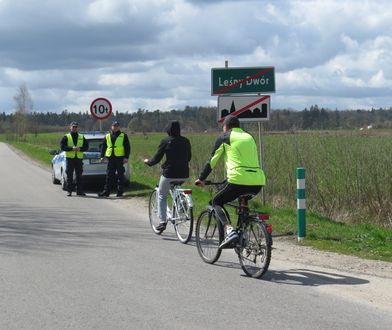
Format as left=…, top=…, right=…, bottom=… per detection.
left=296, top=167, right=306, bottom=241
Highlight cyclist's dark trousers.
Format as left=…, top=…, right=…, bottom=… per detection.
left=212, top=183, right=262, bottom=226
left=104, top=157, right=125, bottom=193
left=66, top=158, right=83, bottom=193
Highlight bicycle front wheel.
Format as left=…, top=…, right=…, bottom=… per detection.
left=238, top=220, right=272, bottom=278
left=195, top=209, right=223, bottom=264
left=174, top=193, right=193, bottom=244
left=148, top=189, right=163, bottom=235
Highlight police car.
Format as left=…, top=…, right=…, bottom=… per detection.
left=50, top=131, right=130, bottom=190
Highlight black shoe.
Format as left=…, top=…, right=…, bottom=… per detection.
left=98, top=191, right=110, bottom=197
left=67, top=192, right=72, bottom=197
left=116, top=191, right=123, bottom=197
left=77, top=192, right=86, bottom=196
left=155, top=222, right=167, bottom=231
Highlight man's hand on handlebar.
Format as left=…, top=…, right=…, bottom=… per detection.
left=195, top=179, right=205, bottom=187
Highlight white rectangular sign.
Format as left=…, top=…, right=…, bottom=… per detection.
left=217, top=95, right=270, bottom=122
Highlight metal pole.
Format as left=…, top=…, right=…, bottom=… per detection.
left=258, top=122, right=266, bottom=205
left=296, top=167, right=306, bottom=241
left=99, top=120, right=102, bottom=132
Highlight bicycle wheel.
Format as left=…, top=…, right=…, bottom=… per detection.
left=148, top=189, right=163, bottom=235
left=238, top=219, right=272, bottom=278
left=174, top=193, right=193, bottom=244
left=195, top=209, right=223, bottom=264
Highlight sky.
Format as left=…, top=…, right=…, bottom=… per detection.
left=1, top=0, right=392, bottom=114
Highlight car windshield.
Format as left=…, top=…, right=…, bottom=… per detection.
left=87, top=139, right=104, bottom=153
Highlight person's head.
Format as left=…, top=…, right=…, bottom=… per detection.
left=111, top=121, right=120, bottom=132
left=166, top=120, right=181, bottom=137
left=70, top=122, right=78, bottom=132
left=222, top=115, right=240, bottom=132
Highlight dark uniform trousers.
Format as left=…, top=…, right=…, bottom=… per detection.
left=104, top=157, right=125, bottom=193
left=66, top=157, right=83, bottom=193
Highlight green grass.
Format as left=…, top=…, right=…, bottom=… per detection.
left=1, top=131, right=391, bottom=262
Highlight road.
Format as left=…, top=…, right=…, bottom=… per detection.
left=0, top=142, right=391, bottom=329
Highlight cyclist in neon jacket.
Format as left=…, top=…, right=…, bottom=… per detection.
left=195, top=115, right=265, bottom=248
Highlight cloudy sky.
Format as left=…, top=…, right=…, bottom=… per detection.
left=1, top=0, right=392, bottom=114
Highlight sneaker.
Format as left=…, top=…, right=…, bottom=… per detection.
left=67, top=191, right=72, bottom=197
left=219, top=229, right=239, bottom=249
left=76, top=192, right=86, bottom=196
left=98, top=191, right=110, bottom=197
left=155, top=222, right=167, bottom=231
left=116, top=191, right=123, bottom=197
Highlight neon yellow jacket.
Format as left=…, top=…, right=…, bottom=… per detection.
left=199, top=128, right=265, bottom=186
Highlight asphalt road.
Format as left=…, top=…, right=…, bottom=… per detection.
left=0, top=142, right=391, bottom=329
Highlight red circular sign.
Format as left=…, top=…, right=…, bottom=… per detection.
left=90, top=97, right=112, bottom=120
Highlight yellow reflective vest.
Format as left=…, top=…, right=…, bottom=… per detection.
left=105, top=133, right=125, bottom=157
left=65, top=133, right=84, bottom=159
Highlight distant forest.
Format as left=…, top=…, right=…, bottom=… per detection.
left=2, top=105, right=392, bottom=134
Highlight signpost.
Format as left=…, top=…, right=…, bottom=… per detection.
left=90, top=97, right=112, bottom=131
left=218, top=95, right=270, bottom=122
left=211, top=66, right=275, bottom=95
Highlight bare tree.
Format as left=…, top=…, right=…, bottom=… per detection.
left=13, top=83, right=33, bottom=140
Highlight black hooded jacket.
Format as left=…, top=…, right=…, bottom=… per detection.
left=146, top=121, right=191, bottom=178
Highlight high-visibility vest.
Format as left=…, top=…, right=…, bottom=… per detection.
left=105, top=132, right=125, bottom=157
left=65, top=133, right=84, bottom=159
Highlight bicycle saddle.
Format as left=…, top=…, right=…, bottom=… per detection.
left=238, top=193, right=257, bottom=201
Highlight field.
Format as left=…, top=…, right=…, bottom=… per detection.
left=1, top=129, right=391, bottom=261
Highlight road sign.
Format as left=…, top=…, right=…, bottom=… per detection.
left=218, top=95, right=270, bottom=122
left=211, top=67, right=275, bottom=95
left=90, top=97, right=112, bottom=120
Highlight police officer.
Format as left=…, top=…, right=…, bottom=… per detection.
left=60, top=122, right=89, bottom=197
left=98, top=121, right=130, bottom=197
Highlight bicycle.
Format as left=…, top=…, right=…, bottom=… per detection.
left=148, top=181, right=194, bottom=244
left=195, top=181, right=272, bottom=278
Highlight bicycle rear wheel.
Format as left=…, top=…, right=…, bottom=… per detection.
left=174, top=193, right=193, bottom=244
left=238, top=220, right=272, bottom=278
left=148, top=189, right=163, bottom=235
left=195, top=209, right=223, bottom=264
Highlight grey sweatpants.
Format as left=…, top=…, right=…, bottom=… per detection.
left=158, top=175, right=188, bottom=223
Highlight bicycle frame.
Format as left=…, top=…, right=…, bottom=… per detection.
left=166, top=185, right=193, bottom=223
left=149, top=183, right=194, bottom=244
left=224, top=197, right=272, bottom=246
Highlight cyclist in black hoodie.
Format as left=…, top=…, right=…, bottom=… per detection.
left=144, top=121, right=192, bottom=231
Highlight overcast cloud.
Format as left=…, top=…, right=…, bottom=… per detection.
left=1, top=0, right=392, bottom=114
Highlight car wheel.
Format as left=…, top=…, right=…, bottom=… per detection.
left=61, top=170, right=67, bottom=191
left=52, top=167, right=60, bottom=184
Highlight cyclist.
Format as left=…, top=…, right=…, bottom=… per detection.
left=195, top=115, right=266, bottom=248
left=144, top=121, right=192, bottom=231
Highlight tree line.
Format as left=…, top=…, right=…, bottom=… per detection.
left=2, top=105, right=392, bottom=135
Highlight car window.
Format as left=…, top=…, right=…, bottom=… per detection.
left=87, top=139, right=104, bottom=152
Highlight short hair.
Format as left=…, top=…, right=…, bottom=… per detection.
left=223, top=115, right=240, bottom=128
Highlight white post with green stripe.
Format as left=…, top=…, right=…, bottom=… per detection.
left=296, top=167, right=306, bottom=241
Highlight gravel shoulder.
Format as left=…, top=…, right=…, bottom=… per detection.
left=273, top=236, right=391, bottom=279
